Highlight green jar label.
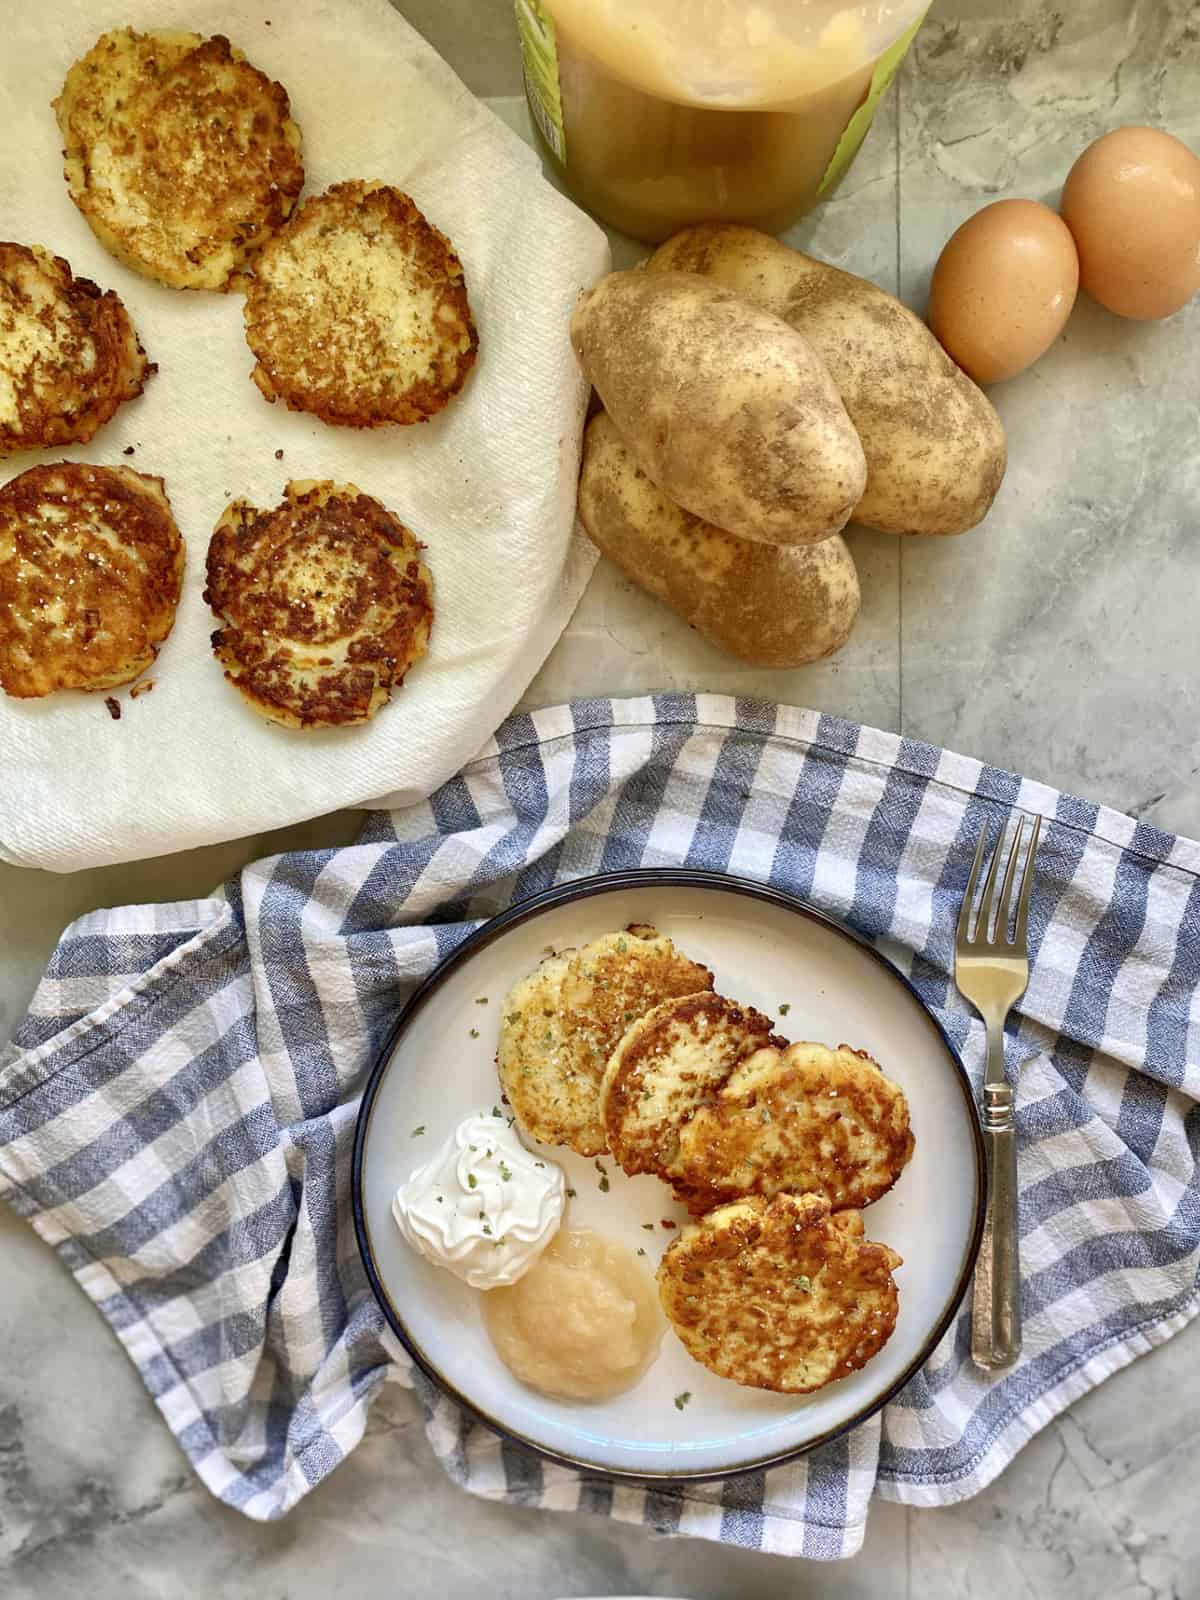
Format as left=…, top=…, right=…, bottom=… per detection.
left=818, top=9, right=927, bottom=197
left=515, top=0, right=566, bottom=163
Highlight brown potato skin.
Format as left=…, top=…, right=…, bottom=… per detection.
left=647, top=225, right=1007, bottom=537
left=570, top=270, right=866, bottom=547
left=579, top=412, right=860, bottom=667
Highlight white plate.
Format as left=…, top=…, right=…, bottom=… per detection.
left=353, top=870, right=984, bottom=1479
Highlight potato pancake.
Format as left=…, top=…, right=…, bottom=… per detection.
left=667, top=1041, right=914, bottom=1214
left=0, top=462, right=182, bottom=698
left=55, top=28, right=304, bottom=291
left=498, top=927, right=714, bottom=1156
left=601, top=991, right=784, bottom=1178
left=1, top=243, right=152, bottom=455
left=658, top=1192, right=902, bottom=1393
left=242, top=181, right=477, bottom=427
left=204, top=479, right=433, bottom=729
left=603, top=991, right=912, bottom=1214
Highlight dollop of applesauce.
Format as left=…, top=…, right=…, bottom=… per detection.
left=484, top=1229, right=664, bottom=1400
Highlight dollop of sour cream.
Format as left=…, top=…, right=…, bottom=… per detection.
left=392, top=1114, right=566, bottom=1290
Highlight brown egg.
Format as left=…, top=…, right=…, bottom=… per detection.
left=1061, top=126, right=1200, bottom=320
left=928, top=199, right=1080, bottom=384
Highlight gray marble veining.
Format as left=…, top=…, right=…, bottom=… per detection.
left=898, top=0, right=1200, bottom=828
left=3, top=1, right=1199, bottom=1595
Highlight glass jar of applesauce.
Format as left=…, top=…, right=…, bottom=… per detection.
left=516, top=0, right=928, bottom=243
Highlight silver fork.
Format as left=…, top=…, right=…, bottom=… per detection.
left=955, top=812, right=1042, bottom=1372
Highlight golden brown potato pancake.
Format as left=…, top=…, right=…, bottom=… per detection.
left=658, top=1191, right=902, bottom=1393
left=55, top=28, right=304, bottom=290
left=667, top=1040, right=914, bottom=1214
left=204, top=479, right=433, bottom=729
left=242, top=181, right=477, bottom=427
left=602, top=991, right=913, bottom=1214
left=0, top=243, right=152, bottom=456
left=0, top=462, right=182, bottom=698
left=601, top=991, right=784, bottom=1179
left=498, top=927, right=715, bottom=1156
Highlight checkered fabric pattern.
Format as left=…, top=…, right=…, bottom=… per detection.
left=2, top=695, right=1197, bottom=1559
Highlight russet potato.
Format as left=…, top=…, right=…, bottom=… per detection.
left=647, top=225, right=1007, bottom=537
left=570, top=270, right=867, bottom=547
left=578, top=411, right=861, bottom=668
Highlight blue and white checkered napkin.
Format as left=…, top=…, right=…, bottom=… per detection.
left=2, top=695, right=1198, bottom=1559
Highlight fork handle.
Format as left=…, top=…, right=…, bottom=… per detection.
left=971, top=1076, right=1022, bottom=1371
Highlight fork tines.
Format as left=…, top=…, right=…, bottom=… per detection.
left=957, top=814, right=1043, bottom=951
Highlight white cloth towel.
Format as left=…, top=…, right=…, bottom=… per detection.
left=0, top=0, right=608, bottom=871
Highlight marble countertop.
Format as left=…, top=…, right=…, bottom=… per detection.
left=3, top=1, right=1198, bottom=1595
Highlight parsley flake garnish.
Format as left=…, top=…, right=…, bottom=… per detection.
left=636, top=1248, right=647, bottom=1257
left=475, top=996, right=489, bottom=1006
left=410, top=1125, right=425, bottom=1137
left=796, top=1275, right=812, bottom=1293
left=499, top=1161, right=512, bottom=1181
left=642, top=1223, right=655, bottom=1231
left=467, top=1173, right=477, bottom=1189
left=492, top=1105, right=502, bottom=1118
left=778, top=1002, right=791, bottom=1016
left=674, top=1392, right=692, bottom=1411
left=565, top=1187, right=577, bottom=1199
left=469, top=1027, right=480, bottom=1039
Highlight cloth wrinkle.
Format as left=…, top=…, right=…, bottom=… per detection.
left=1, top=694, right=1197, bottom=1556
